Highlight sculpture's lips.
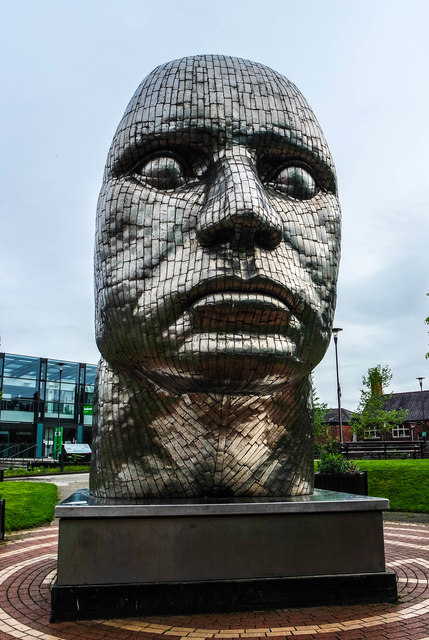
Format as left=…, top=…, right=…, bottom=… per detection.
left=185, top=277, right=304, bottom=318
left=190, top=292, right=295, bottom=333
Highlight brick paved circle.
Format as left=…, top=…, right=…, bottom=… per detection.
left=1, top=522, right=429, bottom=639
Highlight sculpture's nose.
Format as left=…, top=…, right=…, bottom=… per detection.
left=197, top=150, right=283, bottom=250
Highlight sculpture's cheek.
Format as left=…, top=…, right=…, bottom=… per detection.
left=96, top=178, right=207, bottom=277
left=94, top=178, right=206, bottom=361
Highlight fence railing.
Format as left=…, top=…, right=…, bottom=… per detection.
left=0, top=443, right=37, bottom=459
left=0, top=443, right=51, bottom=468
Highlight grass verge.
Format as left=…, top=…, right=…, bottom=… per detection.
left=356, top=460, right=429, bottom=512
left=315, top=459, right=429, bottom=512
left=0, top=482, right=58, bottom=531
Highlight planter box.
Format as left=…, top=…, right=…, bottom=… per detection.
left=314, top=471, right=368, bottom=496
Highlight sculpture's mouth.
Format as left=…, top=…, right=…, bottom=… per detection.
left=185, top=276, right=305, bottom=319
left=190, top=292, right=295, bottom=333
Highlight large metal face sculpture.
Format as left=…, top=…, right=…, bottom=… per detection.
left=90, top=55, right=341, bottom=499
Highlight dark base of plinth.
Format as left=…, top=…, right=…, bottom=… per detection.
left=51, top=571, right=397, bottom=621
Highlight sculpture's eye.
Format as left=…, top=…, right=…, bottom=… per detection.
left=270, top=165, right=317, bottom=200
left=133, top=156, right=189, bottom=190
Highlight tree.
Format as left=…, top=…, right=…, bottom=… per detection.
left=311, top=376, right=329, bottom=441
left=351, top=365, right=408, bottom=440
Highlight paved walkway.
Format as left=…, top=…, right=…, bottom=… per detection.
left=1, top=517, right=429, bottom=640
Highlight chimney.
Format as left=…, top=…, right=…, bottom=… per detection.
left=370, top=369, right=383, bottom=396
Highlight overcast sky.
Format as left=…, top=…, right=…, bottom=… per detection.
left=1, top=0, right=428, bottom=409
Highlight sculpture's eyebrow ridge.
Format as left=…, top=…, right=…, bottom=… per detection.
left=109, top=122, right=336, bottom=189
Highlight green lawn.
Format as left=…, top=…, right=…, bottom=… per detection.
left=0, top=481, right=58, bottom=532
left=315, top=459, right=429, bottom=513
left=356, top=459, right=429, bottom=513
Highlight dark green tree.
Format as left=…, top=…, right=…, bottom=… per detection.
left=351, top=365, right=408, bottom=439
left=311, top=376, right=329, bottom=441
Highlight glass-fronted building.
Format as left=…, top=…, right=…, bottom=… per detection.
left=0, top=352, right=97, bottom=458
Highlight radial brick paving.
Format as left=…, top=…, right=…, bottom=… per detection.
left=1, top=522, right=429, bottom=639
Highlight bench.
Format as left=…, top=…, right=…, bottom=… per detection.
left=343, top=441, right=426, bottom=460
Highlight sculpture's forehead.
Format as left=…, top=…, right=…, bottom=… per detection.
left=106, top=56, right=334, bottom=175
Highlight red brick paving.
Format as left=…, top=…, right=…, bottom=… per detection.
left=1, top=522, right=429, bottom=639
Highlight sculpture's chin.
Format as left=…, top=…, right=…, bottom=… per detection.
left=136, top=353, right=310, bottom=396
left=98, top=330, right=317, bottom=395
left=142, top=373, right=292, bottom=395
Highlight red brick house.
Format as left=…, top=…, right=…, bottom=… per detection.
left=381, top=390, right=429, bottom=441
left=323, top=408, right=354, bottom=443
left=323, top=390, right=429, bottom=442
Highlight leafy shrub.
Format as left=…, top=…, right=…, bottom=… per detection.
left=67, top=454, right=88, bottom=464
left=317, top=452, right=360, bottom=474
left=4, top=465, right=89, bottom=477
left=323, top=439, right=342, bottom=455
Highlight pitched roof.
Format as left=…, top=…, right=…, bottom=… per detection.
left=323, top=408, right=354, bottom=424
left=383, top=390, right=429, bottom=422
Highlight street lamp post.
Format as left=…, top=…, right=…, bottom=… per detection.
left=332, top=328, right=343, bottom=445
left=56, top=363, right=64, bottom=462
left=417, top=377, right=426, bottom=442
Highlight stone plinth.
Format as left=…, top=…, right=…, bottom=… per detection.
left=51, top=489, right=397, bottom=620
